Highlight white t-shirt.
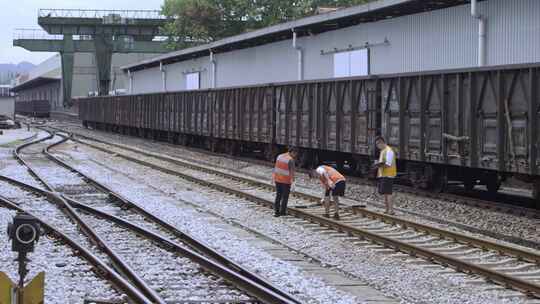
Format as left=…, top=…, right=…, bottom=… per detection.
left=384, top=149, right=394, bottom=167
left=378, top=146, right=395, bottom=178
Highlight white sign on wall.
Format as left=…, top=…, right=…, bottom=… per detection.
left=333, top=49, right=369, bottom=78
left=186, top=72, right=200, bottom=90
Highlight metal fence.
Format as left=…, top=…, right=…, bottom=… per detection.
left=13, top=29, right=63, bottom=40
left=38, top=9, right=166, bottom=19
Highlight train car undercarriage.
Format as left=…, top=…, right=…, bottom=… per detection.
left=83, top=120, right=540, bottom=208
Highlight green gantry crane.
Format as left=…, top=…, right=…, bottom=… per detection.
left=13, top=9, right=170, bottom=106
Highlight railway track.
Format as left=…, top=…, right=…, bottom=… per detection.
left=8, top=131, right=301, bottom=304
left=49, top=128, right=540, bottom=300
left=0, top=181, right=145, bottom=303
left=49, top=123, right=540, bottom=250
left=50, top=123, right=540, bottom=218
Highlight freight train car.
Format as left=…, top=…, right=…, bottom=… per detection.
left=78, top=63, right=540, bottom=205
left=80, top=85, right=277, bottom=157
left=15, top=100, right=50, bottom=117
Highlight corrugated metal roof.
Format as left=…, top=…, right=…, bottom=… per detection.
left=123, top=0, right=476, bottom=71
left=11, top=76, right=60, bottom=92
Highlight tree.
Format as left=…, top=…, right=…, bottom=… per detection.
left=161, top=0, right=372, bottom=49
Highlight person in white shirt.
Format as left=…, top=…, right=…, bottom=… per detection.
left=311, top=165, right=346, bottom=220
left=373, top=136, right=397, bottom=215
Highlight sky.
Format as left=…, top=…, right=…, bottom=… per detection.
left=0, top=0, right=164, bottom=65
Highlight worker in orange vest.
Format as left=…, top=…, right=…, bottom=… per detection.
left=373, top=136, right=397, bottom=215
left=312, top=165, right=346, bottom=220
left=272, top=147, right=298, bottom=217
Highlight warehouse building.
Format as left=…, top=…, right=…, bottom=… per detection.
left=12, top=53, right=158, bottom=111
left=12, top=55, right=61, bottom=109
left=0, top=85, right=15, bottom=119
left=123, top=0, right=540, bottom=94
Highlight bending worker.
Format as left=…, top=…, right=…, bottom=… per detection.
left=272, top=147, right=298, bottom=217
left=313, top=165, right=346, bottom=220
left=373, top=136, right=397, bottom=215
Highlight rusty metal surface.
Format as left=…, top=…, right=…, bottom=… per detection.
left=78, top=64, right=540, bottom=177
left=15, top=100, right=50, bottom=117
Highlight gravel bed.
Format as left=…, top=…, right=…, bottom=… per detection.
left=0, top=137, right=44, bottom=188
left=54, top=142, right=362, bottom=304
left=7, top=134, right=252, bottom=303
left=0, top=180, right=114, bottom=270
left=0, top=157, right=42, bottom=187
left=0, top=197, right=120, bottom=302
left=55, top=140, right=537, bottom=304
left=0, top=128, right=36, bottom=146
left=17, top=135, right=90, bottom=189
left=57, top=124, right=540, bottom=247
left=78, top=211, right=251, bottom=302
left=80, top=142, right=540, bottom=296
left=72, top=135, right=540, bottom=253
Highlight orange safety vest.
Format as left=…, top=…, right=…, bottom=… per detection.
left=273, top=153, right=293, bottom=184
left=319, top=165, right=345, bottom=189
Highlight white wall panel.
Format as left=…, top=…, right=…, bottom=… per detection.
left=129, top=0, right=540, bottom=93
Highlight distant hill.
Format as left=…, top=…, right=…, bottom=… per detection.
left=0, top=62, right=35, bottom=74
left=0, top=62, right=35, bottom=84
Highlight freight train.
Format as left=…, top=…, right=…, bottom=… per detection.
left=15, top=100, right=50, bottom=117
left=78, top=63, right=540, bottom=206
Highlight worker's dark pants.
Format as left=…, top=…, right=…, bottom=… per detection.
left=274, top=183, right=291, bottom=215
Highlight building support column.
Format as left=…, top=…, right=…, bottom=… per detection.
left=60, top=35, right=74, bottom=107
left=471, top=0, right=487, bottom=67
left=292, top=30, right=304, bottom=81
left=160, top=61, right=167, bottom=91
left=94, top=34, right=113, bottom=96
left=128, top=70, right=133, bottom=94
left=210, top=51, right=217, bottom=88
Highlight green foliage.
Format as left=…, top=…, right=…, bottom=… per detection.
left=161, top=0, right=372, bottom=49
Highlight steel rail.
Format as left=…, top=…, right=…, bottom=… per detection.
left=61, top=131, right=540, bottom=297
left=30, top=129, right=303, bottom=304
left=64, top=131, right=540, bottom=263
left=0, top=185, right=152, bottom=303
left=0, top=175, right=295, bottom=304
left=13, top=135, right=168, bottom=304
left=64, top=197, right=292, bottom=304
left=51, top=124, right=540, bottom=219
left=42, top=131, right=302, bottom=304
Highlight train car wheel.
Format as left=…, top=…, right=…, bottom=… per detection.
left=408, top=170, right=421, bottom=189
left=432, top=171, right=448, bottom=193
left=337, top=160, right=345, bottom=172
left=463, top=175, right=475, bottom=191
left=297, top=150, right=311, bottom=168
left=225, top=141, right=239, bottom=156
left=179, top=136, right=187, bottom=146
left=209, top=140, right=217, bottom=152
left=486, top=178, right=501, bottom=194
left=232, top=143, right=240, bottom=156
left=533, top=181, right=540, bottom=208
left=263, top=145, right=274, bottom=161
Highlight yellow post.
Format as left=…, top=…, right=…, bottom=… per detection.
left=0, top=272, right=15, bottom=304
left=21, top=272, right=44, bottom=304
